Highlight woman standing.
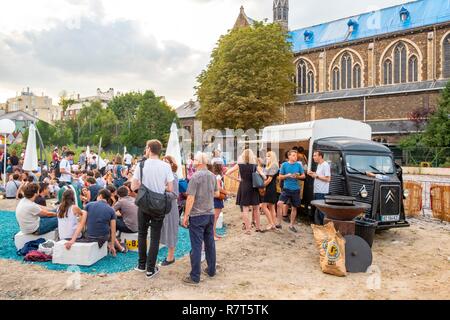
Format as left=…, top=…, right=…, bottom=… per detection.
left=212, top=163, right=227, bottom=240
left=160, top=155, right=180, bottom=266
left=260, top=151, right=279, bottom=231
left=226, top=149, right=266, bottom=235
left=113, top=156, right=127, bottom=188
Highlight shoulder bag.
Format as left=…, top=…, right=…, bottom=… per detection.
left=135, top=159, right=172, bottom=219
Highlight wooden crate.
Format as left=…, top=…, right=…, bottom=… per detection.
left=430, top=185, right=450, bottom=222
left=403, top=181, right=423, bottom=217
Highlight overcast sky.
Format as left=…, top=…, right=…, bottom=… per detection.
left=0, top=0, right=408, bottom=108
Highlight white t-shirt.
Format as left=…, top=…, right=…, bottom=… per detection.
left=16, top=198, right=41, bottom=234
left=314, top=161, right=331, bottom=194
left=59, top=158, right=72, bottom=182
left=124, top=154, right=133, bottom=165
left=133, top=159, right=174, bottom=194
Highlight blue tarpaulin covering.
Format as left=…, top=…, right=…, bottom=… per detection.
left=289, top=0, right=450, bottom=53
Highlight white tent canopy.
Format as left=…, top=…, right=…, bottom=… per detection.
left=166, top=122, right=184, bottom=179
left=23, top=123, right=39, bottom=172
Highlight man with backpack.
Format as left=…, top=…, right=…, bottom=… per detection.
left=131, top=140, right=174, bottom=279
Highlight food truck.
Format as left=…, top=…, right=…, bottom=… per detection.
left=259, top=118, right=410, bottom=230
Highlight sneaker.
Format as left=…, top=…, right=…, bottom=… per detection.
left=202, top=267, right=214, bottom=278
left=182, top=275, right=199, bottom=286
left=146, top=266, right=160, bottom=279
left=275, top=224, right=282, bottom=229
left=134, top=265, right=146, bottom=273
left=161, top=259, right=175, bottom=266
left=289, top=226, right=298, bottom=233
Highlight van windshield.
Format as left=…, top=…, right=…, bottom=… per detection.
left=345, top=154, right=394, bottom=174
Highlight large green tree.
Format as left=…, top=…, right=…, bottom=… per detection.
left=128, top=91, right=177, bottom=148
left=196, top=22, right=295, bottom=130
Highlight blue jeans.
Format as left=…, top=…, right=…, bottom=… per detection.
left=314, top=193, right=328, bottom=225
left=37, top=217, right=58, bottom=235
left=189, top=214, right=216, bottom=283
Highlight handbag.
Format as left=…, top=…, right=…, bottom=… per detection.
left=135, top=158, right=172, bottom=218
left=252, top=165, right=265, bottom=189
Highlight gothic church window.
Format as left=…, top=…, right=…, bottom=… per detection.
left=394, top=43, right=407, bottom=83
left=443, top=34, right=450, bottom=78
left=408, top=55, right=418, bottom=82
left=341, top=53, right=352, bottom=89
left=296, top=59, right=315, bottom=94
left=384, top=59, right=393, bottom=85
left=332, top=67, right=340, bottom=91
left=353, top=64, right=361, bottom=88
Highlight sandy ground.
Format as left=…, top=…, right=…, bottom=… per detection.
left=0, top=198, right=449, bottom=300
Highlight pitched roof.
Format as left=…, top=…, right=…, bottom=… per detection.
left=176, top=100, right=200, bottom=119
left=294, top=80, right=448, bottom=103
left=289, top=0, right=450, bottom=53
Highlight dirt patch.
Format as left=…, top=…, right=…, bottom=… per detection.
left=0, top=199, right=449, bottom=300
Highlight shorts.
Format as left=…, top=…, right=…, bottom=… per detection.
left=214, top=198, right=224, bottom=209
left=279, top=189, right=301, bottom=207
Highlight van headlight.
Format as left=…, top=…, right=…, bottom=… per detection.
left=403, top=189, right=410, bottom=198
left=360, top=185, right=368, bottom=198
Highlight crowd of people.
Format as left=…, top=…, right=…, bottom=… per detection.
left=3, top=138, right=332, bottom=285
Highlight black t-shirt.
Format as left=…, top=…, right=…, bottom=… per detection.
left=35, top=196, right=47, bottom=207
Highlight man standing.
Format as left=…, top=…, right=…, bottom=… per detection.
left=308, top=151, right=331, bottom=225
left=124, top=152, right=133, bottom=170
left=79, top=150, right=86, bottom=171
left=59, top=151, right=75, bottom=186
left=277, top=150, right=306, bottom=233
left=131, top=140, right=174, bottom=279
left=182, top=152, right=219, bottom=285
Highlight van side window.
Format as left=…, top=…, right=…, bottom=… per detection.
left=324, top=152, right=343, bottom=175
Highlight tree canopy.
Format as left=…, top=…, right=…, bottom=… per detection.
left=196, top=22, right=295, bottom=131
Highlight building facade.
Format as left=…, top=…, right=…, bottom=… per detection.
left=63, top=88, right=115, bottom=119
left=230, top=0, right=450, bottom=145
left=288, top=0, right=450, bottom=144
left=3, top=88, right=60, bottom=124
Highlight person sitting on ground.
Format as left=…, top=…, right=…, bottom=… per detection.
left=87, top=177, right=100, bottom=202
left=16, top=174, right=34, bottom=199
left=95, top=171, right=106, bottom=188
left=113, top=186, right=138, bottom=234
left=123, top=181, right=136, bottom=198
left=35, top=183, right=49, bottom=206
left=106, top=184, right=118, bottom=205
left=15, top=183, right=58, bottom=235
left=6, top=174, right=21, bottom=199
left=57, top=189, right=88, bottom=250
left=84, top=189, right=125, bottom=255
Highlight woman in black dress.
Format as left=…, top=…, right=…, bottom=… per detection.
left=260, top=151, right=279, bottom=231
left=226, top=149, right=266, bottom=235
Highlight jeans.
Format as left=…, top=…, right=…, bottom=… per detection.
left=189, top=214, right=216, bottom=283
left=314, top=193, right=328, bottom=225
left=137, top=209, right=164, bottom=273
left=117, top=217, right=135, bottom=233
left=37, top=217, right=58, bottom=235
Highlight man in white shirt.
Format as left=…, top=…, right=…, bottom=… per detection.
left=131, top=140, right=174, bottom=279
left=16, top=183, right=57, bottom=235
left=124, top=152, right=133, bottom=169
left=59, top=151, right=75, bottom=185
left=308, top=150, right=331, bottom=225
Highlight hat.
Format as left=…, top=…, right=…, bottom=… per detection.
left=54, top=147, right=58, bottom=150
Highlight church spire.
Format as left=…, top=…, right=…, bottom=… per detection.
left=273, top=0, right=289, bottom=30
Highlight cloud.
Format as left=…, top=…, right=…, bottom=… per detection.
left=0, top=13, right=209, bottom=106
